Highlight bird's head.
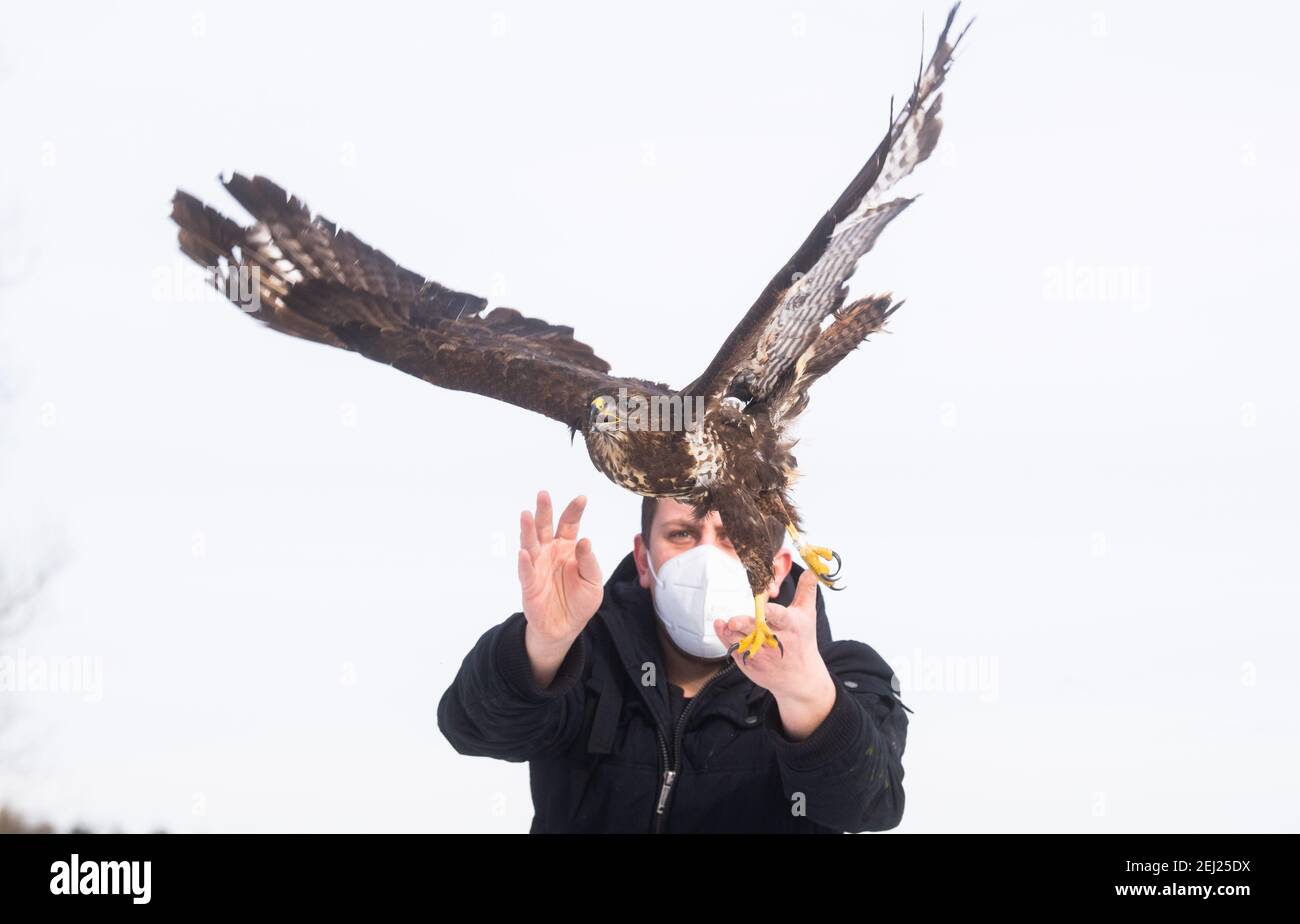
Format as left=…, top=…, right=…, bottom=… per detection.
left=586, top=393, right=627, bottom=441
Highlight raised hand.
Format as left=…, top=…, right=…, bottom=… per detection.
left=714, top=568, right=838, bottom=740
left=517, top=490, right=604, bottom=686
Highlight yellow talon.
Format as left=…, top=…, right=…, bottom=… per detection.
left=728, top=593, right=784, bottom=661
left=786, top=524, right=845, bottom=590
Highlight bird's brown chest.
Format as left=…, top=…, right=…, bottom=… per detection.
left=584, top=427, right=700, bottom=498
left=695, top=411, right=785, bottom=495
left=583, top=406, right=788, bottom=500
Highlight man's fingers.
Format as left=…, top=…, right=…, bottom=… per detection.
left=534, top=490, right=555, bottom=545
left=715, top=616, right=754, bottom=643
left=719, top=615, right=754, bottom=640
left=520, top=510, right=540, bottom=559
left=574, top=536, right=602, bottom=587
left=714, top=618, right=742, bottom=646
left=555, top=495, right=587, bottom=541
left=762, top=602, right=789, bottom=632
left=517, top=549, right=538, bottom=594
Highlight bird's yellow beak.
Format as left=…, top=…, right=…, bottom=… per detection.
left=590, top=395, right=623, bottom=432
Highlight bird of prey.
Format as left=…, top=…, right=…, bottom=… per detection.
left=170, top=5, right=969, bottom=661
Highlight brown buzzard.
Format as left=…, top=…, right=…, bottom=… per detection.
left=170, top=5, right=970, bottom=660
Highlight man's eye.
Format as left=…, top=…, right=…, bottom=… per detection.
left=669, top=530, right=692, bottom=539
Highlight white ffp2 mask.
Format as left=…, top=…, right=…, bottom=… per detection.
left=646, top=544, right=754, bottom=659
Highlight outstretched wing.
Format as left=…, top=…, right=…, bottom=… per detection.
left=171, top=173, right=667, bottom=428
left=685, top=3, right=970, bottom=404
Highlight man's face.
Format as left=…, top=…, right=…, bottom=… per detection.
left=633, top=498, right=790, bottom=598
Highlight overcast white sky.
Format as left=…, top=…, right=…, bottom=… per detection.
left=1, top=0, right=1297, bottom=833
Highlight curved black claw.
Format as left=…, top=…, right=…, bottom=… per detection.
left=730, top=631, right=785, bottom=661
left=740, top=635, right=785, bottom=662
left=824, top=551, right=843, bottom=580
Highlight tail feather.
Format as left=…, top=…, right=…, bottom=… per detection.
left=769, top=295, right=900, bottom=425
left=804, top=295, right=900, bottom=380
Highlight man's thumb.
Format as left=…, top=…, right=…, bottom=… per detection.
left=794, top=566, right=818, bottom=608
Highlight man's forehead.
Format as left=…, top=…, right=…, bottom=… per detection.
left=655, top=499, right=722, bottom=527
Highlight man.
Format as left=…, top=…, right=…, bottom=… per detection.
left=437, top=490, right=911, bottom=833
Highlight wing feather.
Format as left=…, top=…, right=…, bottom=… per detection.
left=685, top=2, right=970, bottom=403
left=171, top=175, right=663, bottom=427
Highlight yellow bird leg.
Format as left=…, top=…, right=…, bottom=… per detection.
left=728, top=593, right=783, bottom=661
left=786, top=523, right=845, bottom=591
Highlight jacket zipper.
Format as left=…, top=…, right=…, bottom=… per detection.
left=652, top=660, right=737, bottom=833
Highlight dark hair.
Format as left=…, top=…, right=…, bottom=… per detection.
left=640, top=496, right=785, bottom=558
left=640, top=495, right=658, bottom=548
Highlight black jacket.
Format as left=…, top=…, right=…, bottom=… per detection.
left=437, top=551, right=911, bottom=833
